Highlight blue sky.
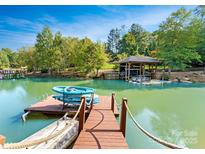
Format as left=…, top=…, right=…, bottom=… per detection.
left=0, top=5, right=196, bottom=51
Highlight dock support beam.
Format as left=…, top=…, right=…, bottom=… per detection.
left=79, top=96, right=86, bottom=134
left=111, top=93, right=115, bottom=112
left=0, top=135, right=5, bottom=148
left=120, top=98, right=128, bottom=137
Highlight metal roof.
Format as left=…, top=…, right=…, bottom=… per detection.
left=118, top=56, right=160, bottom=64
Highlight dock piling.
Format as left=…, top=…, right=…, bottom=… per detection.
left=120, top=98, right=128, bottom=137
left=78, top=96, right=86, bottom=134
left=89, top=93, right=94, bottom=112
left=0, top=135, right=5, bottom=148
left=111, top=93, right=115, bottom=112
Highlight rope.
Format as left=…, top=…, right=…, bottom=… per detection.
left=3, top=98, right=85, bottom=149
left=123, top=101, right=185, bottom=149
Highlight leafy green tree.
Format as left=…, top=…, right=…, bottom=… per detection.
left=116, top=52, right=128, bottom=61
left=51, top=32, right=64, bottom=71
left=35, top=26, right=53, bottom=71
left=156, top=8, right=201, bottom=70
left=61, top=37, right=79, bottom=69
left=17, top=47, right=36, bottom=71
left=117, top=24, right=157, bottom=56
left=88, top=42, right=108, bottom=76
left=194, top=6, right=205, bottom=62
left=130, top=24, right=155, bottom=55
left=1, top=48, right=18, bottom=68
left=119, top=32, right=138, bottom=55
left=0, top=50, right=10, bottom=69
left=34, top=27, right=63, bottom=73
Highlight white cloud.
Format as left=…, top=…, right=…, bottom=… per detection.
left=0, top=5, right=196, bottom=50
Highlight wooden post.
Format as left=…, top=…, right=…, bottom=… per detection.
left=111, top=93, right=115, bottom=113
left=120, top=98, right=128, bottom=137
left=89, top=93, right=94, bottom=112
left=0, top=135, right=5, bottom=148
left=125, top=63, right=127, bottom=81
left=79, top=96, right=86, bottom=134
left=128, top=63, right=130, bottom=81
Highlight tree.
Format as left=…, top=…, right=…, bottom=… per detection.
left=156, top=8, right=201, bottom=71
left=17, top=47, right=36, bottom=71
left=61, top=37, right=79, bottom=69
left=89, top=42, right=108, bottom=76
left=118, top=23, right=157, bottom=56
left=116, top=52, right=128, bottom=61
left=0, top=50, right=10, bottom=69
left=51, top=32, right=64, bottom=71
left=107, top=28, right=121, bottom=54
left=34, top=26, right=63, bottom=73
left=119, top=32, right=138, bottom=55
left=70, top=38, right=108, bottom=75
left=194, top=6, right=205, bottom=62
left=1, top=48, right=18, bottom=68
left=130, top=24, right=154, bottom=55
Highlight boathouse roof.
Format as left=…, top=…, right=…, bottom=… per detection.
left=118, top=56, right=160, bottom=64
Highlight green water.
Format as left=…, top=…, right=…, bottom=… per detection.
left=0, top=78, right=205, bottom=148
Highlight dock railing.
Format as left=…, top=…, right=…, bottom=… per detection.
left=0, top=96, right=86, bottom=149
left=112, top=94, right=185, bottom=149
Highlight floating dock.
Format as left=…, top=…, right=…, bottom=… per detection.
left=25, top=95, right=119, bottom=117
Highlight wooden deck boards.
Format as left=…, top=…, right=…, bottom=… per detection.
left=73, top=96, right=128, bottom=149
left=25, top=95, right=119, bottom=116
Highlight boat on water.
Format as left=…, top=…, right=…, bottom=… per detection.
left=52, top=86, right=100, bottom=106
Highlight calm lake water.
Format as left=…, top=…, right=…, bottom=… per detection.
left=0, top=78, right=205, bottom=148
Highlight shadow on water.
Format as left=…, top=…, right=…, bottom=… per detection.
left=77, top=79, right=205, bottom=91
left=9, top=112, right=24, bottom=123
left=9, top=112, right=61, bottom=124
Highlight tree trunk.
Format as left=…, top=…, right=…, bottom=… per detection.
left=168, top=67, right=171, bottom=77
left=96, top=69, right=99, bottom=77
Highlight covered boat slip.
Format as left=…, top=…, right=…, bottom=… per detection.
left=118, top=56, right=161, bottom=82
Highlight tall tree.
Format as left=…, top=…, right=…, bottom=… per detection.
left=61, top=37, right=79, bottom=69
left=107, top=28, right=121, bottom=54
left=129, top=24, right=153, bottom=55
left=119, top=32, right=138, bottom=55
left=1, top=48, right=18, bottom=68
left=194, top=6, right=205, bottom=63
left=0, top=50, right=10, bottom=69
left=156, top=8, right=201, bottom=70
left=17, top=47, right=36, bottom=71
left=35, top=26, right=53, bottom=71
left=34, top=27, right=63, bottom=73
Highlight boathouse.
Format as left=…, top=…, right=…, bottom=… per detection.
left=118, top=56, right=160, bottom=81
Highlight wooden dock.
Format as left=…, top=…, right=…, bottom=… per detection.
left=0, top=94, right=128, bottom=149
left=25, top=95, right=119, bottom=116
left=73, top=95, right=128, bottom=149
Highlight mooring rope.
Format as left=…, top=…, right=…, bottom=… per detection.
left=3, top=98, right=85, bottom=149
left=123, top=101, right=185, bottom=149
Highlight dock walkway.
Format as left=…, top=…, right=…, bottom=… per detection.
left=73, top=96, right=128, bottom=149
